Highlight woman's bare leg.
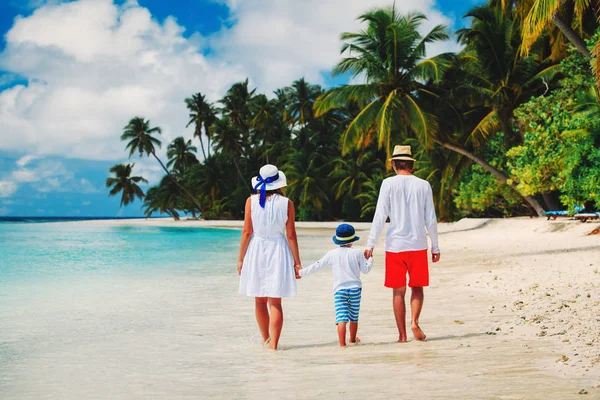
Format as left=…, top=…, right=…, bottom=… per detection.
left=267, top=298, right=283, bottom=350
left=255, top=297, right=270, bottom=343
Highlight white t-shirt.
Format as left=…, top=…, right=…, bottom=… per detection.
left=366, top=174, right=440, bottom=254
left=299, top=247, right=373, bottom=293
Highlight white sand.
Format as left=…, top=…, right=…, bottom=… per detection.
left=55, top=216, right=600, bottom=398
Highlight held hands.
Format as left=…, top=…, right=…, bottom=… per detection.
left=294, top=264, right=302, bottom=279
left=364, top=248, right=373, bottom=260
left=432, top=253, right=441, bottom=263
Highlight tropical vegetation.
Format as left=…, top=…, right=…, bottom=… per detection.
left=107, top=0, right=600, bottom=221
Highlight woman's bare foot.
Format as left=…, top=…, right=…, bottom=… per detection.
left=350, top=337, right=361, bottom=344
left=398, top=333, right=408, bottom=343
left=262, top=337, right=271, bottom=346
left=411, top=324, right=426, bottom=341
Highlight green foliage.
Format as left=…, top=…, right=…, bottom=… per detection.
left=454, top=134, right=525, bottom=216
left=509, top=52, right=600, bottom=210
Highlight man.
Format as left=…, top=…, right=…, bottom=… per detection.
left=364, top=145, right=440, bottom=342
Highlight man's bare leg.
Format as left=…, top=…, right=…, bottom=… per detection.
left=393, top=287, right=408, bottom=342
left=410, top=287, right=426, bottom=341
left=349, top=322, right=360, bottom=344
left=267, top=297, right=283, bottom=350
left=255, top=297, right=270, bottom=343
left=337, top=322, right=347, bottom=347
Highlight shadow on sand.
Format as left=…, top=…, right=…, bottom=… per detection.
left=283, top=332, right=487, bottom=350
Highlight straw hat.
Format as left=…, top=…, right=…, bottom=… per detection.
left=251, top=164, right=287, bottom=191
left=389, top=145, right=416, bottom=162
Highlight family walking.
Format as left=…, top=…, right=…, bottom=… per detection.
left=237, top=145, right=441, bottom=350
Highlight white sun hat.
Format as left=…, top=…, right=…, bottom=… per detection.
left=251, top=164, right=287, bottom=191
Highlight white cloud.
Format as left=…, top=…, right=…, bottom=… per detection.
left=0, top=181, right=18, bottom=197
left=15, top=154, right=39, bottom=167
left=6, top=157, right=101, bottom=193
left=210, top=0, right=461, bottom=92
left=0, top=0, right=245, bottom=161
left=0, top=0, right=460, bottom=162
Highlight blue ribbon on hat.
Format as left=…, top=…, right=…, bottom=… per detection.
left=253, top=172, right=280, bottom=208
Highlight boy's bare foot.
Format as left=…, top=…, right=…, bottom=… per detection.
left=411, top=324, right=426, bottom=341
left=350, top=337, right=361, bottom=344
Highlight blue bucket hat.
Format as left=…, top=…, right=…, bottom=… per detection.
left=332, top=223, right=360, bottom=245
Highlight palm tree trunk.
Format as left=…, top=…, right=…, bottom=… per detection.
left=233, top=158, right=251, bottom=194
left=151, top=151, right=204, bottom=213
left=434, top=140, right=545, bottom=216
left=206, top=126, right=212, bottom=158
left=552, top=14, right=592, bottom=59
left=196, top=130, right=207, bottom=160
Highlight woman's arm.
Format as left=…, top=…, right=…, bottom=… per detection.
left=237, top=197, right=253, bottom=275
left=286, top=199, right=302, bottom=277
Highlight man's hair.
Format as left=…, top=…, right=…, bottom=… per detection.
left=392, top=159, right=414, bottom=172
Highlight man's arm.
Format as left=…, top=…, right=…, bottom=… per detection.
left=425, top=183, right=441, bottom=262
left=365, top=179, right=391, bottom=257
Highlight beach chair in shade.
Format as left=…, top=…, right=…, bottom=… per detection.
left=542, top=205, right=584, bottom=220
left=574, top=212, right=600, bottom=223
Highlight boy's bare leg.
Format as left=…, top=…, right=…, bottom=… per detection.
left=393, top=287, right=408, bottom=342
left=349, top=322, right=360, bottom=343
left=255, top=297, right=270, bottom=343
left=267, top=297, right=283, bottom=350
left=337, top=322, right=347, bottom=347
left=410, top=287, right=426, bottom=341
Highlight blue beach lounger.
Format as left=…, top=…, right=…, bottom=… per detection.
left=542, top=205, right=584, bottom=220
left=574, top=212, right=600, bottom=223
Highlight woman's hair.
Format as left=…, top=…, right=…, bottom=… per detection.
left=392, top=159, right=414, bottom=172
left=256, top=188, right=286, bottom=196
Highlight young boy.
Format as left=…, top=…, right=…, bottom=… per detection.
left=298, top=224, right=373, bottom=347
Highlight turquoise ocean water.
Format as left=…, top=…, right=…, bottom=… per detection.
left=0, top=221, right=245, bottom=399
left=0, top=222, right=241, bottom=280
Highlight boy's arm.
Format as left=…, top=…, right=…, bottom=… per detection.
left=299, top=253, right=331, bottom=277
left=358, top=254, right=373, bottom=274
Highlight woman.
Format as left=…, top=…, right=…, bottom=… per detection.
left=238, top=164, right=301, bottom=350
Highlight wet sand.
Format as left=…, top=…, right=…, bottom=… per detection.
left=51, top=217, right=600, bottom=398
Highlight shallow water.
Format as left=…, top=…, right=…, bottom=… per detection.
left=0, top=222, right=596, bottom=399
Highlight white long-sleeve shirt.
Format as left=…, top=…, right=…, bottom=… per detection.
left=299, top=247, right=373, bottom=293
left=366, top=174, right=440, bottom=254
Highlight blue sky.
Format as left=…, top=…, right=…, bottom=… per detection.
left=0, top=0, right=480, bottom=217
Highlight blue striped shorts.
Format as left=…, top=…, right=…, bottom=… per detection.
left=334, top=288, right=362, bottom=324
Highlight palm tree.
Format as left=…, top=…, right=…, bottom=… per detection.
left=167, top=137, right=198, bottom=173
left=284, top=150, right=330, bottom=220
left=283, top=78, right=322, bottom=127
left=106, top=163, right=147, bottom=207
left=328, top=150, right=384, bottom=201
left=519, top=0, right=596, bottom=59
left=212, top=118, right=250, bottom=191
left=142, top=178, right=182, bottom=220
left=185, top=93, right=216, bottom=159
left=314, top=9, right=454, bottom=158
left=121, top=116, right=203, bottom=211
left=220, top=79, right=255, bottom=133
left=455, top=4, right=560, bottom=146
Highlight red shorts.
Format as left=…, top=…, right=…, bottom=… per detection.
left=385, top=250, right=429, bottom=288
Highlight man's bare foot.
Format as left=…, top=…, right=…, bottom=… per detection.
left=411, top=324, right=426, bottom=341
left=350, top=337, right=361, bottom=344
left=397, top=335, right=407, bottom=343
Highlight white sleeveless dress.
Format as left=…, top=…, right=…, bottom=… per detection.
left=239, top=194, right=297, bottom=298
